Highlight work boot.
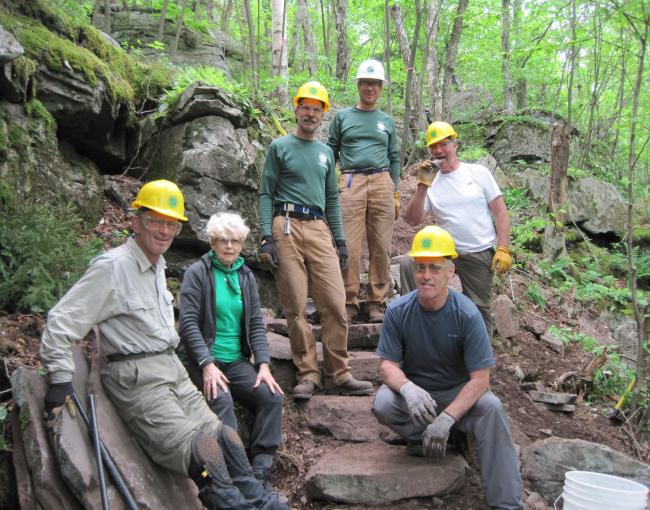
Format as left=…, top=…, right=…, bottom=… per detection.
left=367, top=304, right=385, bottom=323
left=292, top=379, right=316, bottom=400
left=252, top=454, right=289, bottom=505
left=345, top=305, right=358, bottom=323
left=325, top=377, right=373, bottom=396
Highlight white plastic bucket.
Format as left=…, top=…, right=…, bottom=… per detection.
left=560, top=471, right=649, bottom=510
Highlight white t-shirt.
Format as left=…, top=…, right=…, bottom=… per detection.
left=424, top=162, right=502, bottom=253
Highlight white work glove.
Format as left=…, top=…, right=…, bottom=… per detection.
left=416, top=159, right=442, bottom=187
left=399, top=380, right=437, bottom=428
left=422, top=412, right=456, bottom=457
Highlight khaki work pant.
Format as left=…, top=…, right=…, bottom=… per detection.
left=272, top=216, right=351, bottom=386
left=339, top=171, right=395, bottom=309
left=101, top=352, right=222, bottom=475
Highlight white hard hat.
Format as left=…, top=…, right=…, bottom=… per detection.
left=355, top=59, right=386, bottom=83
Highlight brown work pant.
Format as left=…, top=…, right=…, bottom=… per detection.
left=272, top=216, right=351, bottom=386
left=339, top=171, right=394, bottom=309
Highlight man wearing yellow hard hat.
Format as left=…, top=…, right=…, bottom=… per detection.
left=372, top=226, right=523, bottom=510
left=328, top=59, right=400, bottom=324
left=41, top=180, right=288, bottom=509
left=258, top=81, right=373, bottom=400
left=402, top=121, right=512, bottom=335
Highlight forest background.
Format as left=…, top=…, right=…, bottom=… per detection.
left=0, top=0, right=648, bottom=455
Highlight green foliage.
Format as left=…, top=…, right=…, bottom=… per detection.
left=498, top=115, right=549, bottom=132
left=502, top=187, right=533, bottom=212
left=25, top=99, right=55, bottom=132
left=457, top=146, right=489, bottom=161
left=0, top=183, right=102, bottom=314
left=525, top=282, right=546, bottom=309
left=511, top=216, right=546, bottom=251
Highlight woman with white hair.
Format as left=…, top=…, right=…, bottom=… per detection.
left=178, top=212, right=284, bottom=488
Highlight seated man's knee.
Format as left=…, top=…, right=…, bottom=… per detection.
left=371, top=385, right=398, bottom=422
left=208, top=391, right=238, bottom=430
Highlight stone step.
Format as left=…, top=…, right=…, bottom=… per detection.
left=268, top=333, right=380, bottom=393
left=305, top=441, right=467, bottom=505
left=266, top=318, right=381, bottom=349
left=304, top=395, right=393, bottom=442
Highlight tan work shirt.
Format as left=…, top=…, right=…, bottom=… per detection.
left=41, top=236, right=178, bottom=384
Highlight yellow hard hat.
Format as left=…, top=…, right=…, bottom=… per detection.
left=293, top=81, right=330, bottom=112
left=408, top=226, right=458, bottom=259
left=131, top=179, right=188, bottom=221
left=425, top=121, right=458, bottom=146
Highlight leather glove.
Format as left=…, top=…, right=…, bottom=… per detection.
left=422, top=411, right=456, bottom=457
left=416, top=159, right=441, bottom=187
left=491, top=246, right=512, bottom=275
left=260, top=235, right=279, bottom=268
left=393, top=191, right=400, bottom=220
left=399, top=380, right=437, bottom=428
left=336, top=239, right=349, bottom=270
left=44, top=381, right=75, bottom=428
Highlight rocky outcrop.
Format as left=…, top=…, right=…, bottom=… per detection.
left=521, top=437, right=650, bottom=504
left=490, top=120, right=551, bottom=164
left=493, top=294, right=519, bottom=339
left=94, top=9, right=231, bottom=74
left=0, top=25, right=23, bottom=63
left=516, top=169, right=627, bottom=236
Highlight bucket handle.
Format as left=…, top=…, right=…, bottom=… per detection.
left=553, top=493, right=563, bottom=509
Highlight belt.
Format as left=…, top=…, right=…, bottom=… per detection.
left=341, top=167, right=389, bottom=175
left=274, top=210, right=321, bottom=221
left=107, top=347, right=174, bottom=363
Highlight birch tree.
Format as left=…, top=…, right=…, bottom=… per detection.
left=501, top=0, right=514, bottom=113
left=297, top=0, right=318, bottom=76
left=271, top=0, right=289, bottom=104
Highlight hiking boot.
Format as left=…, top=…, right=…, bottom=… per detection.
left=345, top=305, right=358, bottom=323
left=325, top=377, right=373, bottom=396
left=292, top=379, right=316, bottom=400
left=367, top=304, right=385, bottom=323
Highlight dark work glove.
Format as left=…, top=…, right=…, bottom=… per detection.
left=336, top=240, right=349, bottom=270
left=260, top=235, right=279, bottom=268
left=44, top=381, right=75, bottom=428
left=422, top=412, right=455, bottom=457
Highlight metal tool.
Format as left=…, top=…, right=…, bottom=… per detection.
left=284, top=212, right=291, bottom=235
left=88, top=394, right=110, bottom=510
left=72, top=392, right=139, bottom=510
left=608, top=377, right=636, bottom=422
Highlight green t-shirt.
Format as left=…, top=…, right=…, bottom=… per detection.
left=259, top=134, right=344, bottom=240
left=211, top=264, right=243, bottom=363
left=328, top=106, right=401, bottom=187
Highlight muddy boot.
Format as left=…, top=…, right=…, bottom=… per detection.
left=366, top=303, right=385, bottom=323
left=252, top=454, right=289, bottom=504
left=217, top=426, right=289, bottom=510
left=292, top=379, right=316, bottom=400
left=189, top=431, right=255, bottom=510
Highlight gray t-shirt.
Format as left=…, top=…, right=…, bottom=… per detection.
left=376, top=289, right=494, bottom=391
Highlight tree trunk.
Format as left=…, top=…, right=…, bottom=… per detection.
left=441, top=0, right=469, bottom=121
left=512, top=0, right=526, bottom=109
left=243, top=0, right=257, bottom=84
left=426, top=0, right=442, bottom=120
left=319, top=0, right=331, bottom=75
left=543, top=121, right=569, bottom=261
left=171, top=0, right=189, bottom=57
left=103, top=0, right=111, bottom=33
left=566, top=0, right=577, bottom=129
left=333, top=0, right=350, bottom=82
left=297, top=0, right=318, bottom=76
left=271, top=0, right=289, bottom=104
left=383, top=0, right=392, bottom=113
left=612, top=28, right=628, bottom=161
left=92, top=0, right=102, bottom=26
left=501, top=0, right=514, bottom=113
left=220, top=0, right=233, bottom=36
left=158, top=0, right=170, bottom=42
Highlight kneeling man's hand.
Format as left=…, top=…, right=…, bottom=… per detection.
left=399, top=380, right=437, bottom=428
left=422, top=412, right=456, bottom=457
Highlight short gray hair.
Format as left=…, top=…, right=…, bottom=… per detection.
left=205, top=212, right=250, bottom=242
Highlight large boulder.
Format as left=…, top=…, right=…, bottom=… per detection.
left=521, top=437, right=650, bottom=504
left=490, top=120, right=551, bottom=165
left=0, top=25, right=24, bottom=63
left=0, top=101, right=104, bottom=223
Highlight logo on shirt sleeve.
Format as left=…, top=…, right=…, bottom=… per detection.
left=318, top=152, right=329, bottom=168
left=376, top=122, right=386, bottom=132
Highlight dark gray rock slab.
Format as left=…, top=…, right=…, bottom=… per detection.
left=10, top=407, right=41, bottom=510
left=305, top=441, right=467, bottom=504
left=171, top=82, right=243, bottom=127
left=304, top=396, right=391, bottom=442
left=10, top=367, right=81, bottom=509
left=529, top=391, right=577, bottom=405
left=267, top=318, right=381, bottom=350
left=521, top=437, right=650, bottom=504
left=493, top=294, right=519, bottom=339
left=568, top=177, right=626, bottom=235
left=540, top=330, right=565, bottom=356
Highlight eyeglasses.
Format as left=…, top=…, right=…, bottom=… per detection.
left=140, top=214, right=183, bottom=235
left=429, top=140, right=455, bottom=150
left=415, top=262, right=447, bottom=274
left=358, top=80, right=382, bottom=88
left=297, top=104, right=324, bottom=114
left=216, top=237, right=242, bottom=247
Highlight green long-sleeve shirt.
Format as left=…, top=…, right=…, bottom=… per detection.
left=258, top=134, right=344, bottom=241
left=328, top=106, right=401, bottom=188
